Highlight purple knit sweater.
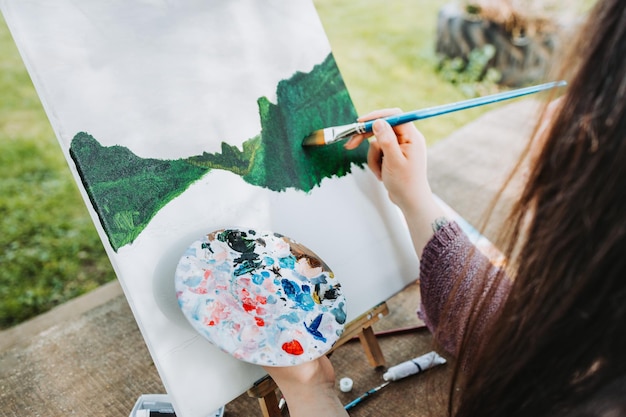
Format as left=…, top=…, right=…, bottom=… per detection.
left=417, top=221, right=626, bottom=414
left=418, top=221, right=511, bottom=356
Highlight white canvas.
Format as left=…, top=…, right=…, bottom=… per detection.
left=0, top=1, right=419, bottom=415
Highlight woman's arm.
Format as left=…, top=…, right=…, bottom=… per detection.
left=347, top=112, right=510, bottom=356
left=419, top=221, right=511, bottom=356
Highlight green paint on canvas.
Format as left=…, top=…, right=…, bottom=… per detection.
left=69, top=53, right=368, bottom=251
left=69, top=134, right=208, bottom=249
left=188, top=53, right=367, bottom=191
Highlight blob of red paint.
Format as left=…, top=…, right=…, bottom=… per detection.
left=282, top=340, right=304, bottom=355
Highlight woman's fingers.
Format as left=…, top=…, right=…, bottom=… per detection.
left=372, top=119, right=405, bottom=164
left=344, top=108, right=409, bottom=150
left=343, top=133, right=370, bottom=150
left=367, top=139, right=384, bottom=180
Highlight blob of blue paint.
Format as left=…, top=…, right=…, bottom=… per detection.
left=234, top=259, right=261, bottom=276
left=183, top=275, right=202, bottom=287
left=278, top=311, right=301, bottom=324
left=278, top=255, right=296, bottom=269
left=296, top=293, right=315, bottom=311
left=304, top=314, right=327, bottom=342
left=331, top=301, right=347, bottom=324
left=282, top=279, right=298, bottom=297
left=252, top=270, right=270, bottom=285
left=309, top=275, right=328, bottom=285
left=281, top=278, right=314, bottom=311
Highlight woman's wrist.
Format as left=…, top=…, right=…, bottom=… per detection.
left=279, top=381, right=347, bottom=417
left=399, top=189, right=447, bottom=259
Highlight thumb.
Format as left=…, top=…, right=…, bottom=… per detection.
left=373, top=119, right=404, bottom=163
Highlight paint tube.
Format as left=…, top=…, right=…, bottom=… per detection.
left=382, top=351, right=447, bottom=381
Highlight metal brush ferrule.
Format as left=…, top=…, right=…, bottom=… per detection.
left=330, top=122, right=366, bottom=143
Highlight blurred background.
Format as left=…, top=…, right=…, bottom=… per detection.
left=0, top=0, right=593, bottom=329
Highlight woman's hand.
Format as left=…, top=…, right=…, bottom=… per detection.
left=344, top=108, right=447, bottom=258
left=262, top=356, right=348, bottom=417
left=346, top=108, right=429, bottom=212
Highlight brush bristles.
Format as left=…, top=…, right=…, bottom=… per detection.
left=301, top=129, right=327, bottom=146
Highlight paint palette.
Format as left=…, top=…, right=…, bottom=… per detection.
left=175, top=228, right=347, bottom=366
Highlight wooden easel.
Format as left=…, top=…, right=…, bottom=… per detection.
left=246, top=302, right=390, bottom=417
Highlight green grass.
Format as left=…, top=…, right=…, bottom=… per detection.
left=0, top=13, right=116, bottom=328
left=0, top=1, right=536, bottom=328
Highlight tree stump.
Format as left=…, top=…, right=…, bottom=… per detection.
left=435, top=3, right=567, bottom=87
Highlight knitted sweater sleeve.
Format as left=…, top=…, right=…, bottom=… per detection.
left=418, top=221, right=511, bottom=356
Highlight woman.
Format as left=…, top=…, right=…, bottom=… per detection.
left=264, top=0, right=626, bottom=415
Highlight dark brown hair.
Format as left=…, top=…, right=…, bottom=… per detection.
left=447, top=0, right=626, bottom=415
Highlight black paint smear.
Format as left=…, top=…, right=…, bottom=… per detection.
left=233, top=258, right=263, bottom=277
left=217, top=229, right=261, bottom=276
left=218, top=229, right=256, bottom=254
left=324, top=287, right=340, bottom=300
left=271, top=265, right=282, bottom=278
left=201, top=241, right=214, bottom=253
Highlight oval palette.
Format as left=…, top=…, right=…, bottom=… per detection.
left=175, top=228, right=346, bottom=366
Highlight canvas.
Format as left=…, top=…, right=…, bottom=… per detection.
left=0, top=1, right=419, bottom=415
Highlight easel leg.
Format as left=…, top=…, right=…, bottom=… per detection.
left=257, top=392, right=281, bottom=417
left=247, top=376, right=282, bottom=417
left=358, top=326, right=386, bottom=367
left=330, top=301, right=389, bottom=368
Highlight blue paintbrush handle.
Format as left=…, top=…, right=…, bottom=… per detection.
left=344, top=382, right=390, bottom=411
left=360, top=80, right=566, bottom=133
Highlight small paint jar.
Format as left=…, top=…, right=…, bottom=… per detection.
left=339, top=377, right=353, bottom=392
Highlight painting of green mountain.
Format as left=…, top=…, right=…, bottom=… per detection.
left=69, top=53, right=368, bottom=251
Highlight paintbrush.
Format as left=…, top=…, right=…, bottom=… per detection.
left=344, top=381, right=390, bottom=411
left=301, top=80, right=567, bottom=146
